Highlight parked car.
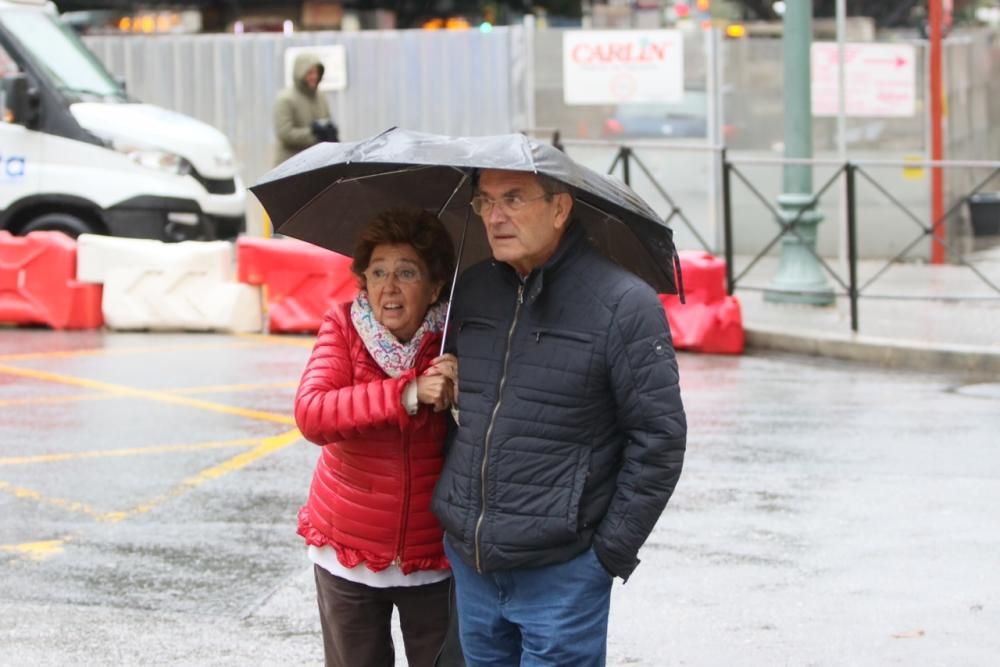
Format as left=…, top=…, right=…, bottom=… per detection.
left=0, top=0, right=246, bottom=241
left=600, top=90, right=738, bottom=142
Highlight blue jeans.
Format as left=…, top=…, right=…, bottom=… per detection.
left=444, top=538, right=613, bottom=666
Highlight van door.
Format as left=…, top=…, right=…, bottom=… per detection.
left=0, top=38, right=41, bottom=225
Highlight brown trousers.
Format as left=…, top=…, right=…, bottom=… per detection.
left=313, top=564, right=455, bottom=667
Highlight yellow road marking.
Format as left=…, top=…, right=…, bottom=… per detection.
left=0, top=437, right=261, bottom=467
left=0, top=480, right=110, bottom=520
left=0, top=393, right=110, bottom=408
left=0, top=381, right=299, bottom=407
left=0, top=429, right=302, bottom=525
left=117, top=428, right=302, bottom=521
left=0, top=363, right=295, bottom=425
left=163, top=381, right=300, bottom=395
left=0, top=340, right=273, bottom=362
left=0, top=538, right=70, bottom=561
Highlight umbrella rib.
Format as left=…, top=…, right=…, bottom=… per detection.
left=279, top=165, right=464, bottom=230
left=576, top=197, right=624, bottom=225
left=335, top=164, right=463, bottom=185
left=575, top=197, right=676, bottom=291
left=437, top=172, right=472, bottom=355
left=436, top=172, right=471, bottom=218
left=440, top=205, right=473, bottom=356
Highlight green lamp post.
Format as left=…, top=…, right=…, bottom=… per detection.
left=765, top=0, right=835, bottom=305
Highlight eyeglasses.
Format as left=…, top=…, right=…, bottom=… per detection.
left=470, top=192, right=551, bottom=216
left=364, top=266, right=423, bottom=285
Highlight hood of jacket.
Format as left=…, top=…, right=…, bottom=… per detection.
left=293, top=53, right=324, bottom=95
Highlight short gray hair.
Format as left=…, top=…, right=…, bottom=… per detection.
left=536, top=173, right=571, bottom=196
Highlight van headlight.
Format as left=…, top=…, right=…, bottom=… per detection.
left=113, top=142, right=191, bottom=176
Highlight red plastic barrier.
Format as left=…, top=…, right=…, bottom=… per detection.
left=660, top=251, right=744, bottom=354
left=237, top=237, right=357, bottom=333
left=0, top=231, right=103, bottom=330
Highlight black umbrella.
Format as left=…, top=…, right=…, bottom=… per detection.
left=250, top=127, right=682, bottom=296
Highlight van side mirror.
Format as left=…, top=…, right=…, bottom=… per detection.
left=115, top=75, right=127, bottom=96
left=0, top=74, right=40, bottom=128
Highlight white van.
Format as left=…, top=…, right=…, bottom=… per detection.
left=0, top=0, right=246, bottom=241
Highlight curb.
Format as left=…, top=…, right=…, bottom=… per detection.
left=745, top=326, right=1000, bottom=375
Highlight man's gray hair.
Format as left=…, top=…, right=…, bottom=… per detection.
left=536, top=173, right=571, bottom=197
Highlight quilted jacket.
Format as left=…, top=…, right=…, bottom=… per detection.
left=431, top=222, right=687, bottom=580
left=295, top=302, right=449, bottom=574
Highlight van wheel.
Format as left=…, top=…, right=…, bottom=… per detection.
left=20, top=212, right=94, bottom=238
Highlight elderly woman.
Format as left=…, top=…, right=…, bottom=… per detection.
left=295, top=208, right=457, bottom=667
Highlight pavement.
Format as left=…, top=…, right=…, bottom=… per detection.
left=2, top=332, right=997, bottom=666
left=2, top=239, right=999, bottom=666
left=732, top=242, right=1000, bottom=375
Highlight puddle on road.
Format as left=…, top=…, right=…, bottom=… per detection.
left=952, top=382, right=1000, bottom=400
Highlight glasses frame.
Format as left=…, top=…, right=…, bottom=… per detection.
left=470, top=191, right=553, bottom=217
left=363, top=265, right=424, bottom=286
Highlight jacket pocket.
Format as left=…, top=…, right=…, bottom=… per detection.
left=456, top=316, right=500, bottom=397
left=511, top=328, right=596, bottom=408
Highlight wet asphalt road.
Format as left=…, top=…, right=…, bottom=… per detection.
left=0, top=329, right=998, bottom=666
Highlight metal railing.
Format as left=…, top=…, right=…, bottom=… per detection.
left=722, top=155, right=1000, bottom=331
left=527, top=131, right=1000, bottom=334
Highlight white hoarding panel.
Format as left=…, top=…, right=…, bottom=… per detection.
left=563, top=30, right=684, bottom=106
left=812, top=42, right=916, bottom=117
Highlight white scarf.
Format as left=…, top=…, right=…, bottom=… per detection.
left=350, top=291, right=447, bottom=377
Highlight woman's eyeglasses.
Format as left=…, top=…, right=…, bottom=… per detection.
left=365, top=266, right=423, bottom=285
left=470, top=192, right=550, bottom=216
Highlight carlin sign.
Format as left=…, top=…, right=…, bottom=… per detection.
left=562, top=30, right=684, bottom=106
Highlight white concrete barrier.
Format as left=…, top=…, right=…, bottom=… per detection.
left=101, top=268, right=263, bottom=333
left=76, top=234, right=233, bottom=284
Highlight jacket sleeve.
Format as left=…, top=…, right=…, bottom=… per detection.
left=593, top=284, right=687, bottom=580
left=273, top=96, right=317, bottom=151
left=294, top=307, right=419, bottom=445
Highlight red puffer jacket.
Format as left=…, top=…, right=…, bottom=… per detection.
left=295, top=302, right=449, bottom=574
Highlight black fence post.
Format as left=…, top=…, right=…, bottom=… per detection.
left=845, top=162, right=859, bottom=333
left=621, top=146, right=632, bottom=187
left=722, top=150, right=735, bottom=296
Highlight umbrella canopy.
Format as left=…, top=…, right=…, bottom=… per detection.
left=250, top=128, right=680, bottom=295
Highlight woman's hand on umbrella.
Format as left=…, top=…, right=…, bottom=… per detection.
left=427, top=354, right=459, bottom=394
left=421, top=354, right=459, bottom=411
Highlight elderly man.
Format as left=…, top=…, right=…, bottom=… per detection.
left=431, top=168, right=687, bottom=665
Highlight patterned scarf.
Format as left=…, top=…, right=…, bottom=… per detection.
left=350, top=291, right=448, bottom=377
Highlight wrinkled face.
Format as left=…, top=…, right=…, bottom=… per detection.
left=303, top=65, right=321, bottom=91
left=365, top=243, right=443, bottom=342
left=476, top=169, right=572, bottom=275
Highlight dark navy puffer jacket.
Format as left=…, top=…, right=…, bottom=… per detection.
left=432, top=222, right=686, bottom=581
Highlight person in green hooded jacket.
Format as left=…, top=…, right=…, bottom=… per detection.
left=273, top=52, right=338, bottom=165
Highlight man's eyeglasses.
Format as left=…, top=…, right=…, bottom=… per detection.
left=470, top=192, right=551, bottom=216
left=365, top=266, right=422, bottom=285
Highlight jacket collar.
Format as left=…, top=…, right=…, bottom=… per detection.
left=494, top=221, right=585, bottom=303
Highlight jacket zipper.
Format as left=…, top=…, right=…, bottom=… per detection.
left=395, top=427, right=412, bottom=568
left=474, top=283, right=525, bottom=572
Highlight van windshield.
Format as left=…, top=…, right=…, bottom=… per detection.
left=0, top=10, right=125, bottom=102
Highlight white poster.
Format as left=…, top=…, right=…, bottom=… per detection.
left=284, top=45, right=348, bottom=92
left=563, top=30, right=684, bottom=106
left=812, top=42, right=916, bottom=117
